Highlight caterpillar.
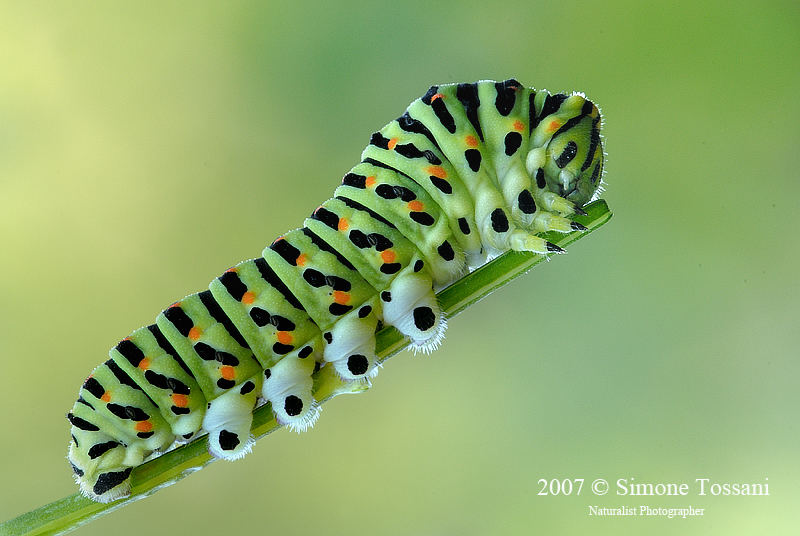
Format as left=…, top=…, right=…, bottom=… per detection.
left=67, top=79, right=605, bottom=503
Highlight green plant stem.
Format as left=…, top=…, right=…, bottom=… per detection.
left=1, top=200, right=612, bottom=536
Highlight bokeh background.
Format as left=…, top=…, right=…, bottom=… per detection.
left=1, top=1, right=798, bottom=534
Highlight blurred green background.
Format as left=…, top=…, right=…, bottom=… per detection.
left=1, top=1, right=798, bottom=534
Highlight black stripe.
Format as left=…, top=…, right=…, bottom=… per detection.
left=218, top=270, right=248, bottom=301
left=369, top=132, right=391, bottom=149
left=581, top=116, right=601, bottom=172
left=537, top=93, right=568, bottom=123
left=67, top=413, right=100, bottom=432
left=342, top=173, right=367, bottom=189
left=82, top=377, right=105, bottom=399
left=93, top=468, right=132, bottom=496
left=270, top=238, right=302, bottom=265
left=494, top=79, right=519, bottom=116
left=163, top=305, right=193, bottom=337
left=88, top=441, right=120, bottom=459
left=456, top=83, right=483, bottom=141
left=254, top=256, right=306, bottom=310
left=336, top=196, right=397, bottom=229
left=301, top=227, right=357, bottom=271
left=397, top=112, right=441, bottom=152
left=115, top=338, right=145, bottom=367
left=311, top=206, right=340, bottom=230
left=430, top=97, right=456, bottom=134
left=199, top=290, right=250, bottom=349
left=555, top=141, right=578, bottom=168
left=106, top=358, right=145, bottom=392
left=147, top=324, right=193, bottom=377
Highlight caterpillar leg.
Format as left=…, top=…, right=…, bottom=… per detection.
left=322, top=296, right=381, bottom=380
left=263, top=341, right=320, bottom=431
left=380, top=262, right=445, bottom=353
left=203, top=375, right=262, bottom=460
left=526, top=147, right=587, bottom=216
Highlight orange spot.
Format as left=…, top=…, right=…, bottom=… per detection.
left=513, top=120, right=525, bottom=132
left=101, top=392, right=111, bottom=403
left=431, top=93, right=444, bottom=102
left=242, top=291, right=255, bottom=304
left=337, top=218, right=349, bottom=231
left=296, top=253, right=307, bottom=266
left=138, top=358, right=151, bottom=371
left=365, top=175, right=376, bottom=187
left=135, top=420, right=153, bottom=433
left=171, top=394, right=189, bottom=407
left=188, top=327, right=202, bottom=340
left=465, top=135, right=478, bottom=147
left=276, top=331, right=293, bottom=345
left=220, top=366, right=235, bottom=380
left=225, top=266, right=237, bottom=273
left=170, top=301, right=182, bottom=308
left=332, top=291, right=351, bottom=304
left=547, top=120, right=560, bottom=132
left=407, top=200, right=424, bottom=212
left=387, top=137, right=398, bottom=150
left=123, top=336, right=130, bottom=341
left=426, top=165, right=447, bottom=178
left=381, top=250, right=396, bottom=263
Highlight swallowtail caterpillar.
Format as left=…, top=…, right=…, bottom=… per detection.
left=67, top=79, right=605, bottom=502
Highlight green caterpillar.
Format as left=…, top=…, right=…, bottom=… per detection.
left=67, top=79, right=605, bottom=502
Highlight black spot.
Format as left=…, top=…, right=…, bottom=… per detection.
left=137, top=431, right=154, bottom=439
left=414, top=260, right=424, bottom=272
left=171, top=406, right=191, bottom=415
left=458, top=217, right=471, bottom=235
left=107, top=403, right=149, bottom=421
left=409, top=211, right=434, bottom=226
left=490, top=209, right=509, bottom=233
left=323, top=332, right=333, bottom=343
left=284, top=395, right=303, bottom=417
left=163, top=304, right=194, bottom=338
left=82, top=377, right=105, bottom=399
left=349, top=229, right=369, bottom=248
left=381, top=291, right=392, bottom=302
left=115, top=338, right=145, bottom=367
left=182, top=433, right=194, bottom=439
left=270, top=314, right=296, bottom=331
left=367, top=233, right=393, bottom=251
left=303, top=268, right=326, bottom=287
left=342, top=173, right=367, bottom=189
left=422, top=150, right=441, bottom=165
left=495, top=80, right=519, bottom=116
left=249, top=307, right=271, bottom=327
left=375, top=183, right=398, bottom=200
left=430, top=176, right=452, bottom=194
left=88, top=441, right=120, bottom=459
left=298, top=346, right=313, bottom=359
left=380, top=263, right=401, bottom=274
left=394, top=142, right=426, bottom=160
left=219, top=430, right=240, bottom=451
left=264, top=369, right=271, bottom=379
left=218, top=270, right=248, bottom=301
left=93, top=468, right=132, bottom=496
left=67, top=413, right=100, bottom=432
left=547, top=242, right=565, bottom=253
left=555, top=141, right=578, bottom=168
left=413, top=307, right=436, bottom=331
left=421, top=85, right=439, bottom=104
left=70, top=463, right=84, bottom=477
left=240, top=381, right=255, bottom=395
left=456, top=82, right=484, bottom=140
left=504, top=132, right=522, bottom=156
left=193, top=342, right=217, bottom=361
left=145, top=369, right=189, bottom=394
left=431, top=95, right=456, bottom=133
left=273, top=342, right=294, bottom=355
left=347, top=354, right=369, bottom=375
left=217, top=378, right=236, bottom=389
left=311, top=206, right=340, bottom=230
left=329, top=303, right=353, bottom=316
left=325, top=275, right=351, bottom=292
left=270, top=238, right=302, bottom=266
left=358, top=305, right=372, bottom=318
left=369, top=132, right=391, bottom=149
left=437, top=241, right=455, bottom=261
left=536, top=168, right=546, bottom=189
left=465, top=149, right=481, bottom=172
left=518, top=190, right=537, bottom=214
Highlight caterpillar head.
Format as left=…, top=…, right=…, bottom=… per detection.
left=530, top=93, right=604, bottom=206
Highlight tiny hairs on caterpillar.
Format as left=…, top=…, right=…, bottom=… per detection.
left=67, top=79, right=605, bottom=502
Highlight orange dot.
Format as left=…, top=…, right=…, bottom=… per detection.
left=381, top=250, right=396, bottom=263
left=170, top=301, right=182, bottom=308
left=365, top=175, right=376, bottom=187
left=547, top=120, right=560, bottom=132
left=225, top=266, right=237, bottom=273
left=387, top=137, right=398, bottom=150
left=426, top=165, right=447, bottom=178
left=332, top=291, right=350, bottom=304
left=431, top=93, right=444, bottom=102
left=407, top=200, right=424, bottom=212
left=220, top=366, right=235, bottom=380
left=465, top=135, right=478, bottom=147
left=242, top=291, right=255, bottom=304
left=101, top=392, right=111, bottom=403
left=188, top=327, right=202, bottom=340
left=276, top=331, right=293, bottom=345
left=337, top=218, right=349, bottom=231
left=296, top=254, right=307, bottom=266
left=138, top=357, right=151, bottom=371
left=513, top=120, right=525, bottom=132
left=135, top=420, right=153, bottom=433
left=171, top=394, right=189, bottom=407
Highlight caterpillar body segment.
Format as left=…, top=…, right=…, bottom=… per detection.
left=67, top=79, right=605, bottom=502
